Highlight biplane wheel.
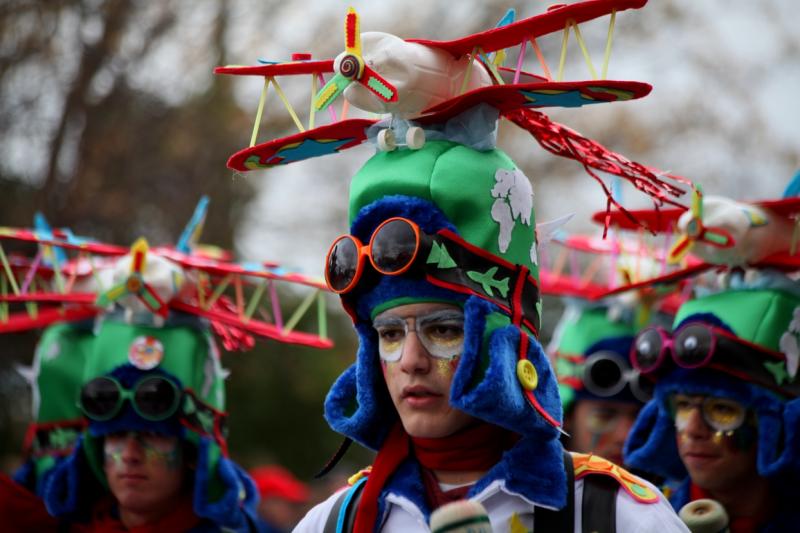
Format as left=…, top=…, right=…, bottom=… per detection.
left=406, top=127, right=425, bottom=150
left=678, top=499, right=729, bottom=533
left=377, top=129, right=397, bottom=152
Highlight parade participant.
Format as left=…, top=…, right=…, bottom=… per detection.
left=549, top=301, right=650, bottom=466
left=294, top=137, right=686, bottom=531
left=250, top=465, right=311, bottom=532
left=41, top=251, right=260, bottom=532
left=623, top=187, right=800, bottom=531
left=624, top=272, right=800, bottom=531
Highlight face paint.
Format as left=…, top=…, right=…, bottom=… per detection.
left=104, top=432, right=181, bottom=468
left=432, top=356, right=461, bottom=377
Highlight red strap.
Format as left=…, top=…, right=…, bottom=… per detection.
left=352, top=423, right=410, bottom=533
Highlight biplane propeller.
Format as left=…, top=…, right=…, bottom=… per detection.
left=666, top=186, right=735, bottom=264
left=0, top=200, right=334, bottom=350
left=95, top=238, right=169, bottom=318
left=313, top=7, right=399, bottom=111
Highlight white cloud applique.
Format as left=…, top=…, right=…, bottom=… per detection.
left=490, top=168, right=535, bottom=262
left=779, top=307, right=800, bottom=379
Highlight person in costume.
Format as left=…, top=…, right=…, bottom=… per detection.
left=624, top=271, right=800, bottom=531
left=623, top=187, right=800, bottom=532
left=294, top=133, right=687, bottom=531
left=549, top=300, right=652, bottom=467
left=39, top=252, right=261, bottom=532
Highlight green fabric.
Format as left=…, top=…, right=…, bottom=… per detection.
left=471, top=310, right=511, bottom=390
left=85, top=320, right=225, bottom=410
left=556, top=307, right=637, bottom=355
left=348, top=141, right=539, bottom=279
left=674, top=288, right=800, bottom=351
left=34, top=323, right=94, bottom=422
left=370, top=296, right=464, bottom=321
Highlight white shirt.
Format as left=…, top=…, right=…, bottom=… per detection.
left=294, top=475, right=689, bottom=532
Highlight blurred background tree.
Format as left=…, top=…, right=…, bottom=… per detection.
left=1, top=0, right=797, bottom=490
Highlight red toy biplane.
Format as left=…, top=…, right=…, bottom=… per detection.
left=0, top=199, right=333, bottom=351
left=215, top=0, right=690, bottom=222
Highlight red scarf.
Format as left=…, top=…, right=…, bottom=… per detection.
left=352, top=422, right=514, bottom=533
left=689, top=483, right=758, bottom=533
left=412, top=422, right=514, bottom=472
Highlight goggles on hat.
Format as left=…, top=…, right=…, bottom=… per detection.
left=668, top=393, right=748, bottom=433
left=326, top=217, right=540, bottom=333
left=582, top=351, right=652, bottom=403
left=631, top=323, right=800, bottom=397
left=373, top=308, right=465, bottom=362
left=79, top=375, right=182, bottom=422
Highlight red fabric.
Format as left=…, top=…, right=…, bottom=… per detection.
left=420, top=467, right=472, bottom=511
left=249, top=465, right=310, bottom=502
left=352, top=422, right=516, bottom=532
left=72, top=495, right=202, bottom=533
left=352, top=422, right=410, bottom=533
left=412, top=422, right=514, bottom=472
left=0, top=473, right=60, bottom=532
left=689, top=483, right=759, bottom=533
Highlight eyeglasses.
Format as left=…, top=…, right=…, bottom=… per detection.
left=582, top=351, right=652, bottom=403
left=373, top=309, right=465, bottom=362
left=325, top=217, right=541, bottom=334
left=79, top=375, right=182, bottom=422
left=668, top=394, right=747, bottom=433
left=631, top=322, right=800, bottom=398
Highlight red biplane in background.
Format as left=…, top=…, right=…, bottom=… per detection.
left=586, top=184, right=800, bottom=296
left=216, top=0, right=690, bottom=222
left=0, top=197, right=333, bottom=351
left=537, top=214, right=698, bottom=316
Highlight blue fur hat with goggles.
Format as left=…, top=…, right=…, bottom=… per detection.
left=323, top=140, right=569, bottom=508
left=43, top=314, right=258, bottom=530
left=624, top=271, right=800, bottom=501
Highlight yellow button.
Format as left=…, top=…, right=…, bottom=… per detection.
left=517, top=359, right=538, bottom=391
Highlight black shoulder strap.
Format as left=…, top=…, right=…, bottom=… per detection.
left=581, top=472, right=618, bottom=533
left=533, top=450, right=575, bottom=532
left=323, top=477, right=368, bottom=533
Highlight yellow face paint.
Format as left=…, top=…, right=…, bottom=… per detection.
left=435, top=359, right=452, bottom=377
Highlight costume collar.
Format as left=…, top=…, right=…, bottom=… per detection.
left=378, top=431, right=567, bottom=523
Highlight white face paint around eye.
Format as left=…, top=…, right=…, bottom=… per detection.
left=373, top=309, right=465, bottom=362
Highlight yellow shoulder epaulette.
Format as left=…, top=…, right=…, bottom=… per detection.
left=570, top=452, right=659, bottom=504
left=347, top=466, right=372, bottom=486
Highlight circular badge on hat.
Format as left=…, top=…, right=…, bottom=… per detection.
left=128, top=336, right=164, bottom=370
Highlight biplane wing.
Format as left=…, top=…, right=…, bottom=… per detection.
left=0, top=226, right=128, bottom=255
left=591, top=197, right=800, bottom=232
left=409, top=0, right=647, bottom=57
left=214, top=59, right=334, bottom=77
left=415, top=80, right=651, bottom=125
left=226, top=118, right=376, bottom=170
